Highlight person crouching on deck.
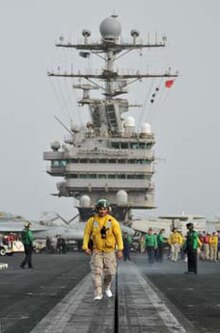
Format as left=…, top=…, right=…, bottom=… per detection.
left=82, top=199, right=124, bottom=300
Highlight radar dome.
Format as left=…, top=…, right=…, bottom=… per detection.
left=124, top=116, right=135, bottom=127
left=116, top=190, right=128, bottom=205
left=51, top=141, right=60, bottom=151
left=141, top=123, right=151, bottom=134
left=80, top=195, right=91, bottom=207
left=71, top=123, right=80, bottom=133
left=99, top=16, right=121, bottom=40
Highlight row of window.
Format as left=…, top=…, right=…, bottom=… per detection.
left=51, top=158, right=154, bottom=167
left=51, top=160, right=66, bottom=167
left=111, top=142, right=153, bottom=149
left=66, top=174, right=151, bottom=180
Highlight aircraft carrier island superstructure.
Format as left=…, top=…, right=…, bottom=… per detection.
left=43, top=15, right=178, bottom=223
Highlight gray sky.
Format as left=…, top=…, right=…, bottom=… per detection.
left=0, top=0, right=220, bottom=220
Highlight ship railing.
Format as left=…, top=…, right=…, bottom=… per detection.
left=76, top=148, right=154, bottom=157
left=65, top=164, right=154, bottom=173
left=77, top=149, right=127, bottom=155
left=65, top=179, right=152, bottom=188
left=43, top=151, right=65, bottom=160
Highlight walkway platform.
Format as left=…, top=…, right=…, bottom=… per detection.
left=30, top=261, right=190, bottom=333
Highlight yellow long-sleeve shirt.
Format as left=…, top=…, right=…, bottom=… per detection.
left=168, top=232, right=183, bottom=245
left=209, top=235, right=218, bottom=247
left=82, top=214, right=124, bottom=252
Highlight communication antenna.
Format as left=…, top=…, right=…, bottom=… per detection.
left=54, top=116, right=73, bottom=136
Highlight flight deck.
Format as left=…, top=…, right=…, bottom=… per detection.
left=1, top=253, right=220, bottom=333
left=30, top=261, right=191, bottom=333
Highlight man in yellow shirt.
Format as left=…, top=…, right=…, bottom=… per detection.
left=168, top=228, right=183, bottom=262
left=209, top=232, right=218, bottom=262
left=82, top=199, right=124, bottom=300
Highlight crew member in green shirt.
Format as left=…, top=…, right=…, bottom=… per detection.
left=183, top=223, right=199, bottom=274
left=20, top=222, right=34, bottom=269
left=145, top=228, right=157, bottom=264
left=156, top=228, right=166, bottom=262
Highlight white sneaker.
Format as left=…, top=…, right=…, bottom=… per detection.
left=94, top=294, right=103, bottom=300
left=105, top=289, right=113, bottom=298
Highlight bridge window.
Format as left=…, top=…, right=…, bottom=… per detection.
left=136, top=174, right=145, bottom=179
left=98, top=174, right=107, bottom=179
left=139, top=143, right=145, bottom=149
left=136, top=159, right=146, bottom=164
left=127, top=174, right=135, bottom=179
left=111, top=142, right=120, bottom=149
left=130, top=143, right=139, bottom=149
left=89, top=174, right=97, bottom=179
left=79, top=174, right=88, bottom=178
left=118, top=174, right=126, bottom=179
left=66, top=174, right=77, bottom=178
left=121, top=142, right=128, bottom=149
left=51, top=160, right=65, bottom=168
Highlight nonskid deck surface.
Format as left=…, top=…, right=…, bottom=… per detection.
left=30, top=261, right=189, bottom=333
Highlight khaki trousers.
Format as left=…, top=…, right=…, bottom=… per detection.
left=90, top=251, right=116, bottom=296
left=170, top=244, right=180, bottom=261
left=210, top=245, right=217, bottom=261
left=203, top=243, right=210, bottom=259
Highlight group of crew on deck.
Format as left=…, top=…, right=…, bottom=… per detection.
left=143, top=225, right=199, bottom=273
left=134, top=225, right=220, bottom=275
left=18, top=199, right=218, bottom=302
left=45, top=236, right=67, bottom=254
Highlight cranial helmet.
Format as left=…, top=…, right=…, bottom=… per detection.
left=24, top=222, right=31, bottom=228
left=96, top=199, right=110, bottom=209
left=186, top=222, right=194, bottom=229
